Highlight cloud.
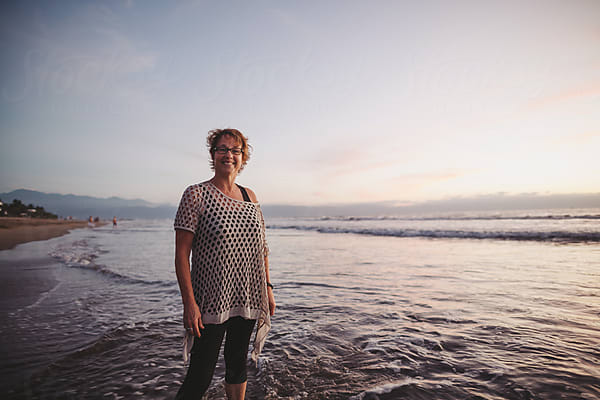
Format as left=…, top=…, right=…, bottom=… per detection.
left=525, top=81, right=600, bottom=111
left=306, top=141, right=417, bottom=181
left=391, top=170, right=466, bottom=185
left=553, top=131, right=600, bottom=146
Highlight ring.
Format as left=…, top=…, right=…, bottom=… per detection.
left=186, top=327, right=193, bottom=331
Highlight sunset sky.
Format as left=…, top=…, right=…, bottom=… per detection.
left=1, top=0, right=598, bottom=206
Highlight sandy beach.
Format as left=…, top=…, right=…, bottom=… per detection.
left=0, top=217, right=100, bottom=251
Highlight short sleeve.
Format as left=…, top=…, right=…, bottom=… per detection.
left=174, top=185, right=202, bottom=234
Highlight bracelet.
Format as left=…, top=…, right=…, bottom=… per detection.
left=266, top=282, right=274, bottom=290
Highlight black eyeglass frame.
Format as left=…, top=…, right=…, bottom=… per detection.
left=213, top=146, right=244, bottom=155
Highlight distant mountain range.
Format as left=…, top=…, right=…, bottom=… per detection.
left=0, top=189, right=176, bottom=220
left=261, top=192, right=600, bottom=217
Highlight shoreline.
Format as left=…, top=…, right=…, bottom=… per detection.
left=0, top=217, right=106, bottom=251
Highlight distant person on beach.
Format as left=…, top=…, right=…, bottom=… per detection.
left=88, top=216, right=95, bottom=228
left=113, top=216, right=117, bottom=227
left=174, top=128, right=275, bottom=400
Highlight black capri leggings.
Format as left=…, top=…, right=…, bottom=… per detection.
left=175, top=316, right=256, bottom=399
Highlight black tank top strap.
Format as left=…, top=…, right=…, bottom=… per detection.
left=236, top=184, right=251, bottom=202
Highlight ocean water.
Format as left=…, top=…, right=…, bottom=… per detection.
left=1, top=209, right=599, bottom=399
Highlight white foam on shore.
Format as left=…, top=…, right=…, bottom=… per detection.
left=348, top=378, right=418, bottom=400
left=9, top=280, right=63, bottom=317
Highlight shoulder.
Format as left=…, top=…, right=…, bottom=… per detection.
left=183, top=182, right=210, bottom=194
left=179, top=183, right=208, bottom=204
left=244, top=186, right=259, bottom=203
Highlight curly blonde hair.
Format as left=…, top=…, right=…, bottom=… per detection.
left=206, top=128, right=252, bottom=172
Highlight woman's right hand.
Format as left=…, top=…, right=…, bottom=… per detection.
left=183, top=301, right=204, bottom=337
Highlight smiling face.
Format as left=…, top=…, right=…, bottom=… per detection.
left=211, top=134, right=243, bottom=176
left=206, top=128, right=251, bottom=173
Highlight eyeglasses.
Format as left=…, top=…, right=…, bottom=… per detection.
left=214, top=146, right=243, bottom=155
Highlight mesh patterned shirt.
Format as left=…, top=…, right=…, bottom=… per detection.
left=174, top=181, right=270, bottom=361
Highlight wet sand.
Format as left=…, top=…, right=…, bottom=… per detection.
left=0, top=246, right=67, bottom=396
left=0, top=218, right=100, bottom=251
left=0, top=218, right=106, bottom=395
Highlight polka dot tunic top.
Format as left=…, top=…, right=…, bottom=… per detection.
left=174, top=181, right=270, bottom=360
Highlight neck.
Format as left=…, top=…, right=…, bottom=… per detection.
left=210, top=173, right=238, bottom=192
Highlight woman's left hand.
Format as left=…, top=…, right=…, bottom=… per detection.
left=267, top=287, right=276, bottom=316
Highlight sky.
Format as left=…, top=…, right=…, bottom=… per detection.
left=1, top=0, right=599, bottom=207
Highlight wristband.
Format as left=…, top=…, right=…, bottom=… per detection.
left=266, top=282, right=274, bottom=290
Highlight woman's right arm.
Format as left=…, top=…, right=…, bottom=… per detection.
left=175, top=229, right=204, bottom=337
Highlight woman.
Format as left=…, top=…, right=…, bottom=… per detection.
left=174, top=128, right=275, bottom=400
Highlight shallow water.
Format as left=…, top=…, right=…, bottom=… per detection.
left=1, top=210, right=599, bottom=399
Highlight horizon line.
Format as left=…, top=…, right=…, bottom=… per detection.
left=1, top=187, right=599, bottom=209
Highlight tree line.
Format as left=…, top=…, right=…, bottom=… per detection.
left=0, top=198, right=58, bottom=219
